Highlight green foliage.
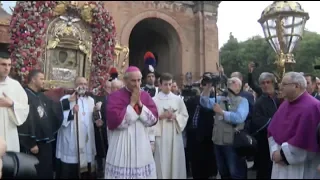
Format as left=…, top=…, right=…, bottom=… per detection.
left=219, top=30, right=320, bottom=82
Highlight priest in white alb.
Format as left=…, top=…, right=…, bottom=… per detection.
left=0, top=52, right=29, bottom=152
left=152, top=72, right=189, bottom=179
left=105, top=66, right=158, bottom=179
left=55, top=77, right=96, bottom=179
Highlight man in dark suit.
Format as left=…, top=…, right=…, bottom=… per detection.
left=92, top=81, right=111, bottom=178
left=186, top=89, right=217, bottom=179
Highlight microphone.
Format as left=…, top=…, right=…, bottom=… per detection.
left=314, top=65, right=320, bottom=70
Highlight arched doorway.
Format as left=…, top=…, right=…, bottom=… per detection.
left=128, top=17, right=181, bottom=79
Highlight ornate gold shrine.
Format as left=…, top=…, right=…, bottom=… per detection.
left=113, top=41, right=129, bottom=79
left=43, top=8, right=92, bottom=89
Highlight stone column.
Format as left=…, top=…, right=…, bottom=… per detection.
left=193, top=1, right=205, bottom=80
left=194, top=1, right=220, bottom=78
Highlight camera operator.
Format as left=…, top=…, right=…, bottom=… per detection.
left=185, top=87, right=218, bottom=179
left=0, top=137, right=7, bottom=179
left=200, top=77, right=249, bottom=179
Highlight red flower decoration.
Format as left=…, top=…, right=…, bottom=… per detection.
left=9, top=1, right=116, bottom=94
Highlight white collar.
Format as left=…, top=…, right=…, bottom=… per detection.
left=157, top=91, right=174, bottom=100
left=0, top=76, right=10, bottom=85
left=145, top=84, right=155, bottom=89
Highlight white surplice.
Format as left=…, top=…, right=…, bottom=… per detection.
left=152, top=92, right=189, bottom=179
left=56, top=95, right=96, bottom=172
left=105, top=105, right=158, bottom=179
left=0, top=77, right=29, bottom=152
left=269, top=137, right=320, bottom=179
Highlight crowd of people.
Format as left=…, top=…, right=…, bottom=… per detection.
left=1, top=50, right=320, bottom=179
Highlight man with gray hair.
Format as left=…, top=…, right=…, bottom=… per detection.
left=200, top=76, right=249, bottom=179
left=251, top=72, right=282, bottom=179
left=268, top=72, right=320, bottom=179
left=230, top=72, right=254, bottom=104
left=105, top=66, right=158, bottom=179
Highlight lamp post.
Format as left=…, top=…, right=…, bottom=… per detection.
left=113, top=41, right=129, bottom=79
left=258, top=1, right=309, bottom=81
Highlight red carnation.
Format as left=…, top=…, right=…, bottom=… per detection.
left=22, top=13, right=28, bottom=18
left=35, top=2, right=41, bottom=8
left=20, top=51, right=27, bottom=57
left=35, top=39, right=42, bottom=46
left=31, top=59, right=37, bottom=64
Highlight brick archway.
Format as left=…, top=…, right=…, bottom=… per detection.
left=120, top=10, right=188, bottom=80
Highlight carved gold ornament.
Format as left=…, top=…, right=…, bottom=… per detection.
left=53, top=2, right=68, bottom=16
left=47, top=38, right=60, bottom=49
left=70, top=1, right=79, bottom=7
left=113, top=41, right=129, bottom=78
left=80, top=2, right=95, bottom=23
left=78, top=40, right=89, bottom=55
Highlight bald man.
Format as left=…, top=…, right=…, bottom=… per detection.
left=55, top=77, right=97, bottom=179
left=111, top=79, right=124, bottom=93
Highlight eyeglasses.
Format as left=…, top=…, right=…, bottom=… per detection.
left=281, top=82, right=296, bottom=87
left=260, top=80, right=272, bottom=85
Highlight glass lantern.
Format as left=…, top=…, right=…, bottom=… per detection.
left=258, top=1, right=309, bottom=63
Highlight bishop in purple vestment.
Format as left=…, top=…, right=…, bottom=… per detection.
left=268, top=72, right=320, bottom=179
left=104, top=66, right=158, bottom=179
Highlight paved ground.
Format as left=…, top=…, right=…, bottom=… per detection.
left=187, top=170, right=257, bottom=179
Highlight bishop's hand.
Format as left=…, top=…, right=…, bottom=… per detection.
left=0, top=93, right=13, bottom=108
left=130, top=88, right=140, bottom=106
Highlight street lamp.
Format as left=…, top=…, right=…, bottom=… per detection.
left=258, top=1, right=309, bottom=80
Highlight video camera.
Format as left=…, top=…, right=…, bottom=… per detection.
left=181, top=83, right=200, bottom=102
left=201, top=72, right=221, bottom=86
left=2, top=151, right=39, bottom=179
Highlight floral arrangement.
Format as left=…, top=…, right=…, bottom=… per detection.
left=9, top=1, right=57, bottom=84
left=9, top=1, right=116, bottom=96
left=87, top=1, right=116, bottom=95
